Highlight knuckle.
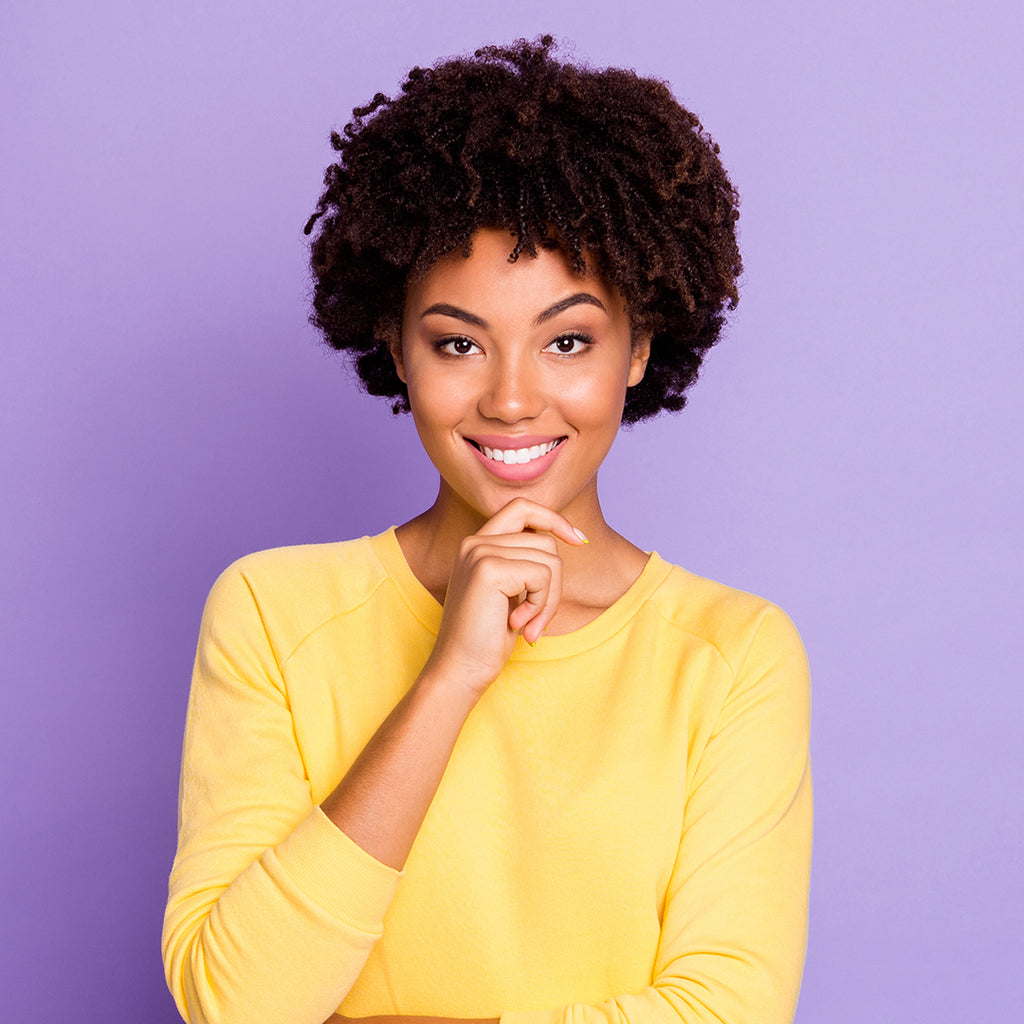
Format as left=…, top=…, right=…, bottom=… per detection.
left=477, top=552, right=510, bottom=578
left=529, top=564, right=552, bottom=591
left=513, top=496, right=541, bottom=514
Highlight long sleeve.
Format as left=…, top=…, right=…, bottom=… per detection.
left=163, top=539, right=811, bottom=1024
left=500, top=605, right=813, bottom=1024
left=162, top=562, right=403, bottom=1024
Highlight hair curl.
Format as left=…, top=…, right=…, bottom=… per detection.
left=304, top=35, right=741, bottom=423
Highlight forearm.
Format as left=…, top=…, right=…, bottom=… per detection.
left=166, top=663, right=480, bottom=1024
left=166, top=503, right=585, bottom=1024
left=321, top=501, right=585, bottom=871
left=320, top=663, right=481, bottom=870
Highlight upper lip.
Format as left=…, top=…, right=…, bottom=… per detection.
left=464, top=434, right=566, bottom=449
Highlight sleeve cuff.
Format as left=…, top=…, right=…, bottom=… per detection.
left=271, top=805, right=404, bottom=931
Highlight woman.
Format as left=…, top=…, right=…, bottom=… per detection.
left=163, top=36, right=812, bottom=1024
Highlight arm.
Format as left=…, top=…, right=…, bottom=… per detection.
left=566, top=606, right=811, bottom=1024
left=322, top=606, right=812, bottom=1024
left=162, top=562, right=405, bottom=1024
left=163, top=500, right=586, bottom=1024
left=319, top=500, right=585, bottom=872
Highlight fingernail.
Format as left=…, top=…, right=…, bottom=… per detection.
left=574, top=527, right=589, bottom=543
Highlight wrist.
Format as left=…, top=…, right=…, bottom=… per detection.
left=416, top=652, right=495, bottom=708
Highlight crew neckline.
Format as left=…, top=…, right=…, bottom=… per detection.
left=369, top=527, right=673, bottom=661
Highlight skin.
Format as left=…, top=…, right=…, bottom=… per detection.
left=319, top=228, right=651, bottom=1024
left=393, top=227, right=651, bottom=639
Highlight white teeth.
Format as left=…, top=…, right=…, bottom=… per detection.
left=479, top=440, right=559, bottom=464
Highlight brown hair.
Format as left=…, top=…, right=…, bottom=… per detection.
left=305, top=35, right=741, bottom=423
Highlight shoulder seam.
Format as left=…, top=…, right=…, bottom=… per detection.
left=680, top=604, right=775, bottom=820
left=277, top=571, right=391, bottom=669
left=237, top=571, right=286, bottom=683
left=646, top=575, right=776, bottom=676
left=648, top=604, right=735, bottom=672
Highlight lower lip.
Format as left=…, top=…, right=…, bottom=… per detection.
left=466, top=439, right=565, bottom=482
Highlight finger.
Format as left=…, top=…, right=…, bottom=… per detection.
left=462, top=532, right=560, bottom=560
left=463, top=547, right=556, bottom=623
left=477, top=497, right=588, bottom=546
left=508, top=582, right=551, bottom=637
left=500, top=558, right=561, bottom=641
left=512, top=583, right=557, bottom=644
left=474, top=549, right=558, bottom=604
left=461, top=543, right=561, bottom=642
left=509, top=603, right=553, bottom=644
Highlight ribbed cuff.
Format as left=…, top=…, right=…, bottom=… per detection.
left=272, top=805, right=404, bottom=931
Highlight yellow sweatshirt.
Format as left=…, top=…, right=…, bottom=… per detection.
left=163, top=529, right=811, bottom=1024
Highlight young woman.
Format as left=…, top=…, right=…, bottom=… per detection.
left=163, top=37, right=812, bottom=1024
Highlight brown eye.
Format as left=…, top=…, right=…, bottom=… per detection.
left=545, top=334, right=591, bottom=355
left=439, top=336, right=479, bottom=356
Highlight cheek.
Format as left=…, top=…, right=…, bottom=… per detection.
left=406, top=373, right=469, bottom=443
left=558, top=369, right=630, bottom=427
left=405, top=359, right=455, bottom=411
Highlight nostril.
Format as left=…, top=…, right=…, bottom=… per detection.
left=479, top=372, right=545, bottom=420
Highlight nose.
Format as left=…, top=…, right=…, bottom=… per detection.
left=477, top=350, right=546, bottom=423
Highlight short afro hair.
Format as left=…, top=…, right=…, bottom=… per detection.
left=304, top=35, right=741, bottom=424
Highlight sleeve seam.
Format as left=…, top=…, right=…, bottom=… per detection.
left=238, top=571, right=287, bottom=683
left=680, top=605, right=775, bottom=822
left=238, top=570, right=390, bottom=671
left=648, top=605, right=736, bottom=674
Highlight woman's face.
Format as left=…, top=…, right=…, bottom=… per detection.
left=393, top=227, right=649, bottom=523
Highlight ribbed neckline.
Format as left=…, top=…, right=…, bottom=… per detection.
left=369, top=527, right=673, bottom=661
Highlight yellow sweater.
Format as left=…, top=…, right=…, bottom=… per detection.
left=163, top=529, right=811, bottom=1024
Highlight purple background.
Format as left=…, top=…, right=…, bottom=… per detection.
left=2, top=1, right=1021, bottom=1019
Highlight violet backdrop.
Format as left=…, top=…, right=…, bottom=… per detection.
left=2, top=1, right=1021, bottom=1020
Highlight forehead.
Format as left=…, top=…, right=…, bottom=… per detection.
left=404, top=228, right=626, bottom=323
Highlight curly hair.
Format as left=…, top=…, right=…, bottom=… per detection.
left=304, top=35, right=741, bottom=424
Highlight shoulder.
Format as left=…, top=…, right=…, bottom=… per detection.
left=646, top=559, right=807, bottom=679
left=217, top=535, right=386, bottom=604
left=199, top=534, right=393, bottom=663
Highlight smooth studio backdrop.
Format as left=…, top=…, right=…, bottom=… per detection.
left=2, top=1, right=1021, bottom=1020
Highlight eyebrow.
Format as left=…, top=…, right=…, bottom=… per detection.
left=533, top=292, right=607, bottom=325
left=420, top=292, right=607, bottom=329
left=419, top=303, right=487, bottom=327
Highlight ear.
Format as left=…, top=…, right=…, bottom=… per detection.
left=627, top=334, right=651, bottom=388
left=388, top=332, right=406, bottom=384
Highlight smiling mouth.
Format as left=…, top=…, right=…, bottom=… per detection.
left=468, top=438, right=565, bottom=465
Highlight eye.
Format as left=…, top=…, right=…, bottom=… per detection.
left=545, top=333, right=592, bottom=356
left=437, top=336, right=480, bottom=356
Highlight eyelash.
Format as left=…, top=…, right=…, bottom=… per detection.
left=545, top=332, right=593, bottom=356
left=436, top=336, right=479, bottom=357
left=435, top=333, right=594, bottom=357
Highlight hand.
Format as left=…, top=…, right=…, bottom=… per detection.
left=424, top=497, right=587, bottom=697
